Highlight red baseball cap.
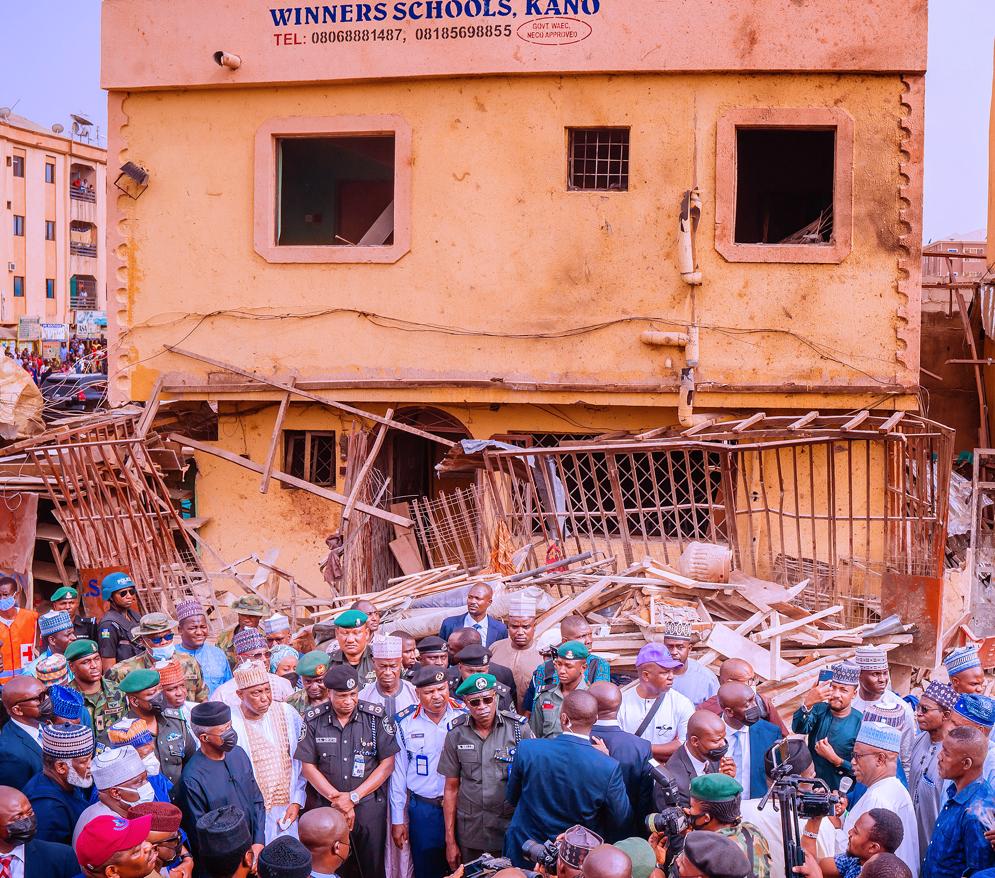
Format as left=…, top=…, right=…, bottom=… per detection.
left=75, top=814, right=153, bottom=869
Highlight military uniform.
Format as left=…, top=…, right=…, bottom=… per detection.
left=325, top=646, right=377, bottom=688
left=105, top=650, right=209, bottom=703
left=97, top=607, right=142, bottom=663
left=295, top=699, right=399, bottom=878
left=438, top=707, right=532, bottom=861
left=529, top=679, right=588, bottom=739
left=76, top=680, right=127, bottom=741
left=126, top=706, right=195, bottom=787
left=286, top=689, right=324, bottom=717
left=216, top=625, right=244, bottom=670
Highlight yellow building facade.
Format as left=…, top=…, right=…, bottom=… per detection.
left=102, top=0, right=928, bottom=589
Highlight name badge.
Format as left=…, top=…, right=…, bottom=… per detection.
left=352, top=754, right=366, bottom=778
left=457, top=744, right=475, bottom=751
left=415, top=754, right=429, bottom=776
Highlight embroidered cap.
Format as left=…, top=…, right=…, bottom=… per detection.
left=507, top=592, right=537, bottom=619
left=233, top=628, right=269, bottom=655
left=91, top=745, right=146, bottom=790
left=131, top=802, right=183, bottom=833
left=50, top=684, right=84, bottom=721
left=42, top=721, right=94, bottom=759
left=175, top=599, right=205, bottom=624
left=831, top=660, right=860, bottom=687
left=257, top=836, right=314, bottom=878
left=35, top=653, right=70, bottom=686
left=944, top=645, right=982, bottom=677
left=262, top=613, right=291, bottom=635
left=557, top=826, right=603, bottom=869
left=455, top=673, right=497, bottom=698
left=154, top=659, right=185, bottom=688
left=38, top=610, right=73, bottom=638
left=108, top=718, right=154, bottom=749
left=952, top=693, right=995, bottom=731
left=662, top=619, right=693, bottom=642
left=269, top=645, right=299, bottom=673
left=854, top=720, right=902, bottom=753
left=922, top=680, right=958, bottom=711
left=854, top=646, right=889, bottom=671
left=234, top=661, right=270, bottom=690
left=371, top=636, right=403, bottom=660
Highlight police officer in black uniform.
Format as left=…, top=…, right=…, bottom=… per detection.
left=448, top=645, right=515, bottom=712
left=295, top=664, right=399, bottom=878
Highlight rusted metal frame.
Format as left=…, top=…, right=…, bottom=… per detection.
left=169, top=346, right=457, bottom=448
left=717, top=451, right=741, bottom=570
left=409, top=499, right=434, bottom=566
left=586, top=450, right=617, bottom=552
left=30, top=447, right=103, bottom=567
left=771, top=448, right=788, bottom=567
left=453, top=488, right=480, bottom=563
left=662, top=449, right=686, bottom=552
left=537, top=453, right=571, bottom=556
left=790, top=446, right=804, bottom=585
left=432, top=493, right=464, bottom=569
left=683, top=448, right=707, bottom=543
left=62, top=442, right=126, bottom=567
left=643, top=449, right=672, bottom=564
left=806, top=435, right=821, bottom=595
left=701, top=450, right=722, bottom=547
left=445, top=492, right=472, bottom=569
left=953, top=290, right=990, bottom=447
left=97, top=441, right=155, bottom=592
left=826, top=440, right=839, bottom=593
left=342, top=407, right=394, bottom=522
left=755, top=447, right=776, bottom=577
left=605, top=454, right=634, bottom=566
left=883, top=438, right=896, bottom=569
left=259, top=379, right=296, bottom=495
left=738, top=451, right=759, bottom=577
left=524, top=452, right=558, bottom=548
left=567, top=451, right=601, bottom=558
left=551, top=453, right=585, bottom=557
left=846, top=441, right=855, bottom=570
left=1, top=412, right=139, bottom=455
left=422, top=498, right=450, bottom=566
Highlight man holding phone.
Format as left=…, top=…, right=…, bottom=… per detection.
left=792, top=661, right=863, bottom=791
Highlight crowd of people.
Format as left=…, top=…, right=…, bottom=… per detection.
left=0, top=573, right=992, bottom=878
left=5, top=338, right=107, bottom=385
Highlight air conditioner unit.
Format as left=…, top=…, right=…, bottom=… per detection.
left=6, top=263, right=14, bottom=272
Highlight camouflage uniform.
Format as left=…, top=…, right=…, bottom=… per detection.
left=719, top=822, right=772, bottom=878
left=286, top=688, right=325, bottom=717
left=105, top=650, right=209, bottom=703
left=77, top=679, right=128, bottom=742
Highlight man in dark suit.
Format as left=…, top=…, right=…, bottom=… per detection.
left=504, top=690, right=630, bottom=866
left=717, top=682, right=782, bottom=799
left=439, top=583, right=508, bottom=648
left=0, top=677, right=49, bottom=789
left=0, top=787, right=79, bottom=878
left=661, top=709, right=738, bottom=808
left=589, top=682, right=652, bottom=837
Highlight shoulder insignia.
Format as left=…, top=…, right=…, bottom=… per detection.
left=359, top=700, right=384, bottom=716
left=501, top=709, right=526, bottom=723
left=305, top=702, right=331, bottom=721
left=383, top=717, right=396, bottom=735
left=100, top=629, right=111, bottom=638
left=161, top=707, right=182, bottom=719
left=450, top=713, right=470, bottom=728
left=496, top=682, right=510, bottom=694
left=395, top=704, right=417, bottom=722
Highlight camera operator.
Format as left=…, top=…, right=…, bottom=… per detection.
left=740, top=741, right=837, bottom=878
left=682, top=774, right=772, bottom=878
left=649, top=832, right=751, bottom=878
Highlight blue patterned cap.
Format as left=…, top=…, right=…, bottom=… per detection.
left=854, top=721, right=902, bottom=753
left=944, top=645, right=982, bottom=677
left=922, top=681, right=958, bottom=711
left=49, top=684, right=84, bottom=722
left=269, top=645, right=299, bottom=673
left=41, top=721, right=94, bottom=759
left=952, top=693, right=995, bottom=730
left=39, top=610, right=73, bottom=638
left=233, top=627, right=268, bottom=655
left=831, top=661, right=859, bottom=687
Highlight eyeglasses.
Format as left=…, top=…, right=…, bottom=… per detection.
left=915, top=703, right=940, bottom=714
left=155, top=836, right=181, bottom=850
left=14, top=693, right=44, bottom=706
left=851, top=751, right=875, bottom=762
left=116, top=588, right=137, bottom=598
left=465, top=695, right=495, bottom=708
left=145, top=632, right=174, bottom=645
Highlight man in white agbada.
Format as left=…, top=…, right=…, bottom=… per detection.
left=838, top=721, right=919, bottom=877
left=851, top=646, right=916, bottom=777
left=228, top=662, right=305, bottom=843
left=359, top=636, right=415, bottom=878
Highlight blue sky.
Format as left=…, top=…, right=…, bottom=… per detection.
left=0, top=0, right=991, bottom=241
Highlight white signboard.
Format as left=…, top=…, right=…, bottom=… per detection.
left=41, top=323, right=69, bottom=342
left=75, top=311, right=107, bottom=339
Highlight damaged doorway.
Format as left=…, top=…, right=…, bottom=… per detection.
left=382, top=407, right=472, bottom=502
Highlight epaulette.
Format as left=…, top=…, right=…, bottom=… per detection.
left=394, top=704, right=417, bottom=723
left=358, top=700, right=384, bottom=717
left=305, top=701, right=332, bottom=722
left=446, top=709, right=469, bottom=731
left=501, top=709, right=527, bottom=724
left=160, top=707, right=183, bottom=720
left=449, top=713, right=471, bottom=728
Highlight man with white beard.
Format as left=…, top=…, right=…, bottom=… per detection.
left=22, top=722, right=94, bottom=846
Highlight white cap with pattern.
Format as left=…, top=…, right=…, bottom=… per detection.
left=261, top=613, right=290, bottom=634
left=507, top=592, right=537, bottom=619
left=372, top=636, right=403, bottom=659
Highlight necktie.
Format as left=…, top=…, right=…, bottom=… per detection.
left=473, top=622, right=482, bottom=631
left=731, top=729, right=744, bottom=781
left=0, top=854, right=13, bottom=878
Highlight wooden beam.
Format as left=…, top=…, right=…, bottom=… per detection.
left=878, top=411, right=906, bottom=433
left=167, top=347, right=456, bottom=447
left=169, top=433, right=413, bottom=528
left=788, top=411, right=820, bottom=430
left=753, top=605, right=843, bottom=642
left=342, top=408, right=394, bottom=522
left=705, top=622, right=795, bottom=681
left=731, top=412, right=766, bottom=433
left=136, top=377, right=164, bottom=439
left=260, top=377, right=295, bottom=494
left=841, top=411, right=870, bottom=431
left=954, top=290, right=990, bottom=447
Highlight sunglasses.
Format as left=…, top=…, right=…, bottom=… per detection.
left=14, top=693, right=45, bottom=707
left=116, top=588, right=137, bottom=598
left=145, top=632, right=174, bottom=645
left=465, top=695, right=495, bottom=708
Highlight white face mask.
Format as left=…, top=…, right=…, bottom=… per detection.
left=151, top=644, right=176, bottom=661
left=132, top=781, right=156, bottom=804
left=141, top=753, right=161, bottom=777
left=67, top=765, right=93, bottom=788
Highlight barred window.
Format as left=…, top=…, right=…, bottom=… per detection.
left=283, top=430, right=337, bottom=487
left=568, top=128, right=630, bottom=191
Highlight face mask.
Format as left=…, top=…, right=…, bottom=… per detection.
left=37, top=697, right=54, bottom=724
left=753, top=693, right=769, bottom=720
left=121, top=781, right=156, bottom=806
left=0, top=597, right=16, bottom=612
left=67, top=765, right=93, bottom=788
left=5, top=814, right=36, bottom=845
left=150, top=644, right=175, bottom=661
left=142, top=753, right=161, bottom=776
left=219, top=728, right=239, bottom=752
left=148, top=692, right=167, bottom=713
left=742, top=705, right=762, bottom=726
left=688, top=811, right=711, bottom=831
left=703, top=741, right=729, bottom=761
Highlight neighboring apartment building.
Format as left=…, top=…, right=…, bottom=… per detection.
left=0, top=112, right=107, bottom=337
left=101, top=0, right=928, bottom=588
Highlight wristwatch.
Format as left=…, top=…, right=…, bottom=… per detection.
left=349, top=791, right=361, bottom=804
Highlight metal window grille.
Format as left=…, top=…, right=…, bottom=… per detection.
left=283, top=430, right=337, bottom=487
left=568, top=128, right=629, bottom=191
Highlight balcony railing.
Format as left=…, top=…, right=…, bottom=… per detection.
left=70, top=185, right=96, bottom=204
left=70, top=293, right=98, bottom=310
left=70, top=242, right=97, bottom=258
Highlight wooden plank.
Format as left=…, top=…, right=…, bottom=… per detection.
left=136, top=377, right=164, bottom=439
left=535, top=574, right=617, bottom=638
left=841, top=411, right=870, bottom=432
left=259, top=377, right=295, bottom=494
left=788, top=411, right=820, bottom=430
left=753, top=605, right=843, bottom=642
left=389, top=502, right=413, bottom=538
left=389, top=533, right=425, bottom=576
left=705, top=622, right=795, bottom=681
left=169, top=433, right=413, bottom=528
left=878, top=411, right=906, bottom=433
left=169, top=347, right=456, bottom=447
left=35, top=523, right=67, bottom=543
left=731, top=412, right=766, bottom=433
left=342, top=408, right=394, bottom=522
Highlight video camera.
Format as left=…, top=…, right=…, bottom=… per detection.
left=647, top=765, right=688, bottom=866
left=522, top=839, right=560, bottom=873
left=758, top=739, right=850, bottom=876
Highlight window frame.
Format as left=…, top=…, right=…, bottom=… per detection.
left=12, top=277, right=24, bottom=298
left=12, top=215, right=24, bottom=237
left=45, top=279, right=55, bottom=300
left=11, top=156, right=24, bottom=178
left=282, top=429, right=338, bottom=488
left=714, top=108, right=854, bottom=264
left=566, top=127, right=631, bottom=193
left=44, top=162, right=55, bottom=184
left=45, top=220, right=56, bottom=241
left=254, top=115, right=412, bottom=264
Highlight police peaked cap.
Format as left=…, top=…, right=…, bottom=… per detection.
left=411, top=665, right=449, bottom=689
left=323, top=665, right=360, bottom=692
left=454, top=644, right=490, bottom=665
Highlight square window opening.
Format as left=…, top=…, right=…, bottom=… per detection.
left=568, top=128, right=630, bottom=192
left=283, top=430, right=337, bottom=487
left=734, top=128, right=835, bottom=245
left=277, top=136, right=395, bottom=247
left=13, top=216, right=24, bottom=237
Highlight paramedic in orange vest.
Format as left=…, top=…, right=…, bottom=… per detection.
left=0, top=574, right=37, bottom=677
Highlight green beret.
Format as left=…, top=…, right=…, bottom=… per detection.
left=689, top=772, right=743, bottom=803
left=298, top=650, right=330, bottom=679
left=456, top=673, right=497, bottom=698
left=557, top=640, right=590, bottom=661
left=119, top=668, right=161, bottom=694
left=333, top=609, right=368, bottom=629
left=64, top=639, right=98, bottom=662
left=51, top=587, right=78, bottom=602
left=613, top=839, right=656, bottom=878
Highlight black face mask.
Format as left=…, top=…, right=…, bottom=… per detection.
left=148, top=692, right=167, bottom=713
left=37, top=697, right=53, bottom=724
left=703, top=741, right=729, bottom=761
left=219, top=728, right=239, bottom=752
left=753, top=693, right=769, bottom=720
left=742, top=705, right=762, bottom=726
left=6, top=814, right=36, bottom=845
